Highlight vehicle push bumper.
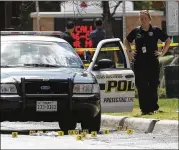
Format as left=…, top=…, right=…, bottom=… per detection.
left=20, top=77, right=73, bottom=112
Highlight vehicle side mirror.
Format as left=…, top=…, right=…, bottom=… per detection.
left=93, top=59, right=115, bottom=70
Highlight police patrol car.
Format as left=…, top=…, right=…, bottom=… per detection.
left=0, top=31, right=135, bottom=133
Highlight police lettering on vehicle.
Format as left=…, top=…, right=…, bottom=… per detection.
left=105, top=80, right=135, bottom=93
left=96, top=74, right=123, bottom=79
left=104, top=97, right=134, bottom=103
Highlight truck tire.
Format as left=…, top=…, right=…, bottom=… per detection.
left=81, top=111, right=101, bottom=133
left=58, top=115, right=76, bottom=134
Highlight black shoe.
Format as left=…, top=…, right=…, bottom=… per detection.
left=148, top=112, right=154, bottom=115
left=141, top=112, right=148, bottom=115
left=154, top=110, right=164, bottom=114
left=141, top=111, right=154, bottom=115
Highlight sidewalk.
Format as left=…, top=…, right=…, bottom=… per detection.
left=101, top=115, right=178, bottom=136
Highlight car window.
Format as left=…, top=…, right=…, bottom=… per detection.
left=80, top=41, right=127, bottom=69
left=1, top=41, right=83, bottom=68
left=58, top=42, right=75, bottom=53
left=95, top=42, right=126, bottom=69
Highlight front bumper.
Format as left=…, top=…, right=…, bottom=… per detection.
left=0, top=94, right=101, bottom=121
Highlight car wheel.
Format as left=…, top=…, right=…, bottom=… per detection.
left=58, top=115, right=77, bottom=134
left=81, top=111, right=101, bottom=133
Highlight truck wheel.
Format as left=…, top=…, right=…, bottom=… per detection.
left=81, top=111, right=101, bottom=133
left=58, top=116, right=76, bottom=134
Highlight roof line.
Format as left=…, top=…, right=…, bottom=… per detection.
left=30, top=10, right=164, bottom=18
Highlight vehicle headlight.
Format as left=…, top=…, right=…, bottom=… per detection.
left=0, top=84, right=17, bottom=94
left=73, top=84, right=100, bottom=93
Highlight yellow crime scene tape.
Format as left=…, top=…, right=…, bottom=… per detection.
left=77, top=42, right=178, bottom=67
left=75, top=43, right=178, bottom=52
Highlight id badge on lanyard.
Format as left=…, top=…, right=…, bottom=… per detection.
left=142, top=46, right=147, bottom=53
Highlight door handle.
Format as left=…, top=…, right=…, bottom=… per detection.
left=125, top=74, right=134, bottom=78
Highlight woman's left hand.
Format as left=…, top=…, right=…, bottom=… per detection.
left=154, top=51, right=164, bottom=57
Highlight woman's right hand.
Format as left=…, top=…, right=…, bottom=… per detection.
left=128, top=50, right=137, bottom=62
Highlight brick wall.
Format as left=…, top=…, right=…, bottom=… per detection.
left=33, top=18, right=54, bottom=31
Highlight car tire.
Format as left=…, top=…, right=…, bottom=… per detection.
left=81, top=111, right=101, bottom=133
left=58, top=115, right=76, bottom=134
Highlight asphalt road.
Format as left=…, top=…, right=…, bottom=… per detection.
left=1, top=122, right=178, bottom=149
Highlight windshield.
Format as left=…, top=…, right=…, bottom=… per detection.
left=1, top=41, right=84, bottom=68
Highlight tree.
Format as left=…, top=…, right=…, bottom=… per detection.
left=9, top=1, right=62, bottom=30
left=102, top=1, right=122, bottom=38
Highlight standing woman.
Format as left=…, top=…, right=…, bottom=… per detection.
left=124, top=10, right=171, bottom=115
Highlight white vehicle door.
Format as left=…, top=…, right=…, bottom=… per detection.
left=87, top=38, right=135, bottom=113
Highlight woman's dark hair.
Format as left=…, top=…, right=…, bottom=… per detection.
left=140, top=10, right=152, bottom=20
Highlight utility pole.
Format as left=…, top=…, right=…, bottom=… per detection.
left=0, top=2, right=5, bottom=30
left=5, top=1, right=12, bottom=29
left=35, top=1, right=40, bottom=31
left=122, top=0, right=126, bottom=43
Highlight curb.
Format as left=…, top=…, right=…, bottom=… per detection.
left=101, top=115, right=128, bottom=129
left=123, top=117, right=158, bottom=133
left=152, top=120, right=179, bottom=136
left=101, top=115, right=178, bottom=135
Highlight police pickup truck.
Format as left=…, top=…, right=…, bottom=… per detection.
left=0, top=31, right=135, bottom=133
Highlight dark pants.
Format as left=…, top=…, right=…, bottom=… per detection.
left=134, top=58, right=160, bottom=113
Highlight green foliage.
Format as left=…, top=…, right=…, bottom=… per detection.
left=133, top=1, right=165, bottom=11
left=135, top=88, right=138, bottom=98
left=158, top=88, right=167, bottom=99
left=159, top=55, right=174, bottom=66
left=104, top=98, right=178, bottom=120
left=159, top=55, right=175, bottom=87
left=133, top=1, right=153, bottom=10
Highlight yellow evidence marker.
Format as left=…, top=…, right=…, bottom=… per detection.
left=103, top=129, right=109, bottom=134
left=73, top=130, right=79, bottom=135
left=57, top=131, right=64, bottom=136
left=126, top=129, right=134, bottom=135
left=12, top=132, right=18, bottom=138
left=117, top=126, right=123, bottom=131
left=76, top=134, right=83, bottom=140
left=81, top=132, right=86, bottom=138
left=29, top=130, right=36, bottom=135
left=83, top=129, right=89, bottom=134
left=68, top=130, right=74, bottom=135
left=91, top=131, right=97, bottom=137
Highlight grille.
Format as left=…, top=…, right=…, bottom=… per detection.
left=20, top=81, right=69, bottom=94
